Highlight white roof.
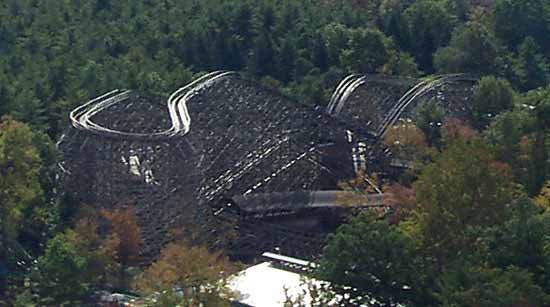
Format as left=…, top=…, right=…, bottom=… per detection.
left=227, top=254, right=378, bottom=307
left=228, top=262, right=321, bottom=307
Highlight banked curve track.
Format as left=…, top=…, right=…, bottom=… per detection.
left=326, top=73, right=479, bottom=139
left=62, top=71, right=359, bottom=261
left=70, top=71, right=237, bottom=140
left=377, top=74, right=478, bottom=138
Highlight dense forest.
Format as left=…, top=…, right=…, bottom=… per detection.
left=1, top=0, right=549, bottom=138
left=1, top=0, right=550, bottom=306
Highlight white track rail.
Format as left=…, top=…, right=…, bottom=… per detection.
left=70, top=71, right=237, bottom=140
left=326, top=74, right=478, bottom=137
left=377, top=74, right=478, bottom=138
left=326, top=74, right=360, bottom=116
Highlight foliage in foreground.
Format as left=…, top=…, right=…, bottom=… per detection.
left=135, top=241, right=237, bottom=307
left=320, top=125, right=550, bottom=306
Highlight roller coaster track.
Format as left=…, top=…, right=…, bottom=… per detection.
left=326, top=74, right=415, bottom=118
left=70, top=71, right=237, bottom=140
left=201, top=136, right=292, bottom=201
left=327, top=74, right=362, bottom=116
left=62, top=70, right=481, bottom=261
left=326, top=74, right=478, bottom=139
left=377, top=74, right=478, bottom=138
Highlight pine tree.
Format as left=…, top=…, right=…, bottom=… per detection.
left=277, top=38, right=297, bottom=83
left=248, top=32, right=275, bottom=77
left=311, top=34, right=329, bottom=72
left=514, top=37, right=549, bottom=91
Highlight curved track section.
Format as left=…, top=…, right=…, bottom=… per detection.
left=60, top=72, right=357, bottom=262
left=377, top=74, right=478, bottom=138
left=327, top=74, right=478, bottom=137
left=326, top=74, right=361, bottom=116
left=70, top=71, right=236, bottom=140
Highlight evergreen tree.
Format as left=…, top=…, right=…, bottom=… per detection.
left=493, top=0, right=550, bottom=53
left=311, top=33, right=329, bottom=73
left=213, top=30, right=230, bottom=70
left=434, top=20, right=501, bottom=75
left=403, top=0, right=454, bottom=72
left=513, top=37, right=549, bottom=91
left=248, top=32, right=275, bottom=77
left=277, top=38, right=297, bottom=83
left=232, top=3, right=253, bottom=49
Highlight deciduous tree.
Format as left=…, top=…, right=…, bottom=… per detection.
left=340, top=28, right=390, bottom=74
left=101, top=204, right=142, bottom=288
left=318, top=212, right=425, bottom=306
left=0, top=118, right=42, bottom=288
left=135, top=241, right=236, bottom=307
left=27, top=233, right=91, bottom=306
left=469, top=77, right=515, bottom=129
left=406, top=137, right=515, bottom=264
left=435, top=264, right=545, bottom=307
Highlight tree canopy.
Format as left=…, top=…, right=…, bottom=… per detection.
left=3, top=0, right=550, bottom=305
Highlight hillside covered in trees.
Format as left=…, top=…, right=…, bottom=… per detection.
left=1, top=0, right=550, bottom=306
left=1, top=0, right=548, bottom=138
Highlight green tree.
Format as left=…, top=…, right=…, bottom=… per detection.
left=277, top=38, right=297, bottom=83
left=403, top=0, right=454, bottom=72
left=248, top=32, right=275, bottom=77
left=434, top=20, right=501, bottom=75
left=135, top=241, right=236, bottom=307
left=259, top=3, right=277, bottom=33
left=480, top=198, right=550, bottom=292
left=486, top=110, right=532, bottom=161
left=18, top=130, right=59, bottom=252
left=28, top=233, right=91, bottom=306
left=292, top=73, right=325, bottom=106
left=340, top=28, right=389, bottom=73
left=378, top=0, right=407, bottom=46
left=381, top=50, right=420, bottom=77
left=321, top=22, right=350, bottom=67
left=405, top=137, right=515, bottom=264
left=469, top=76, right=515, bottom=129
left=513, top=37, right=549, bottom=91
left=0, top=118, right=42, bottom=284
left=415, top=101, right=444, bottom=146
left=318, top=212, right=426, bottom=306
left=444, top=0, right=471, bottom=22
left=311, top=33, right=330, bottom=73
left=232, top=3, right=253, bottom=46
left=522, top=87, right=550, bottom=194
left=0, top=77, right=13, bottom=118
left=435, top=264, right=545, bottom=307
left=293, top=57, right=315, bottom=81
left=493, top=0, right=550, bottom=52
